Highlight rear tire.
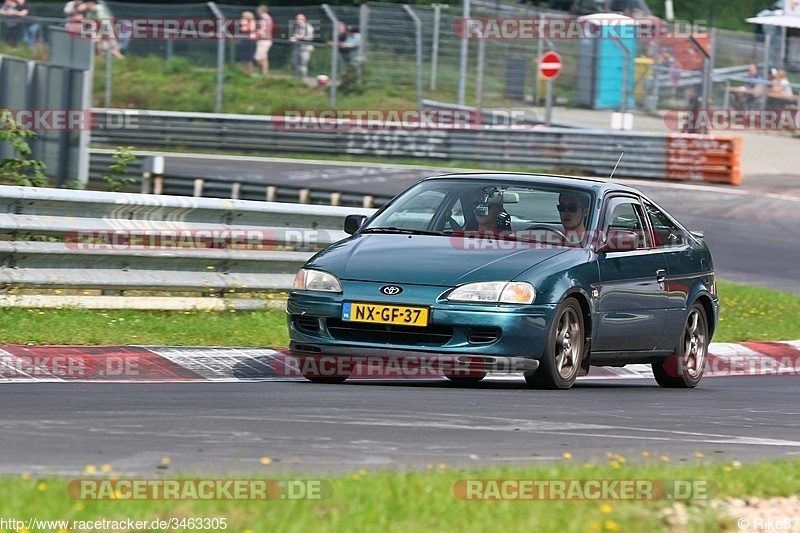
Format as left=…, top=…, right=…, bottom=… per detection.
left=652, top=303, right=708, bottom=388
left=525, top=298, right=584, bottom=390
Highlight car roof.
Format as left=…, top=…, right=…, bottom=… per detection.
left=420, top=172, right=644, bottom=197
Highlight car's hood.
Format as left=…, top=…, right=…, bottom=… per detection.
left=306, top=234, right=569, bottom=286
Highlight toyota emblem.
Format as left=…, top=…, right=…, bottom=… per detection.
left=380, top=285, right=403, bottom=295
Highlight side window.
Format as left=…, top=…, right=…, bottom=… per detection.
left=382, top=190, right=445, bottom=230
left=644, top=201, right=687, bottom=248
left=605, top=199, right=650, bottom=249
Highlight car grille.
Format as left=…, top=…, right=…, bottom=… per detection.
left=326, top=319, right=453, bottom=346
left=293, top=315, right=320, bottom=334
left=468, top=327, right=501, bottom=345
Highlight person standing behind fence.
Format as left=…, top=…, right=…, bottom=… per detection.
left=290, top=13, right=314, bottom=79
left=342, top=25, right=362, bottom=72
left=1, top=0, right=26, bottom=46
left=236, top=11, right=257, bottom=76
left=253, top=5, right=273, bottom=77
left=327, top=22, right=348, bottom=69
left=85, top=0, right=123, bottom=59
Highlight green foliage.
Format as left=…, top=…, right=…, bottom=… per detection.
left=102, top=146, right=137, bottom=192
left=338, top=64, right=366, bottom=96
left=0, top=111, right=48, bottom=187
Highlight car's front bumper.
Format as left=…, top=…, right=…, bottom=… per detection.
left=287, top=282, right=559, bottom=373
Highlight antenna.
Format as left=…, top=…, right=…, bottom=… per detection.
left=608, top=151, right=624, bottom=182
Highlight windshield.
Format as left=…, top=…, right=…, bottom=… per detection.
left=364, top=179, right=596, bottom=247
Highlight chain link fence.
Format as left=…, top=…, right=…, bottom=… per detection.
left=2, top=2, right=797, bottom=116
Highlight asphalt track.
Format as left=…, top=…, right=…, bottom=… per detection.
left=3, top=156, right=798, bottom=476
left=130, top=152, right=800, bottom=294
left=1, top=377, right=798, bottom=475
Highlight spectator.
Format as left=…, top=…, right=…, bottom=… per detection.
left=743, top=63, right=763, bottom=109
left=63, top=0, right=87, bottom=20
left=253, top=5, right=273, bottom=77
left=341, top=25, right=362, bottom=70
left=770, top=69, right=793, bottom=98
left=18, top=0, right=40, bottom=48
left=85, top=0, right=123, bottom=59
left=290, top=13, right=314, bottom=79
left=236, top=11, right=257, bottom=76
left=0, top=0, right=26, bottom=46
left=326, top=22, right=347, bottom=68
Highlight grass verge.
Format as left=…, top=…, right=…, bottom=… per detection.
left=0, top=458, right=797, bottom=532
left=0, top=281, right=798, bottom=346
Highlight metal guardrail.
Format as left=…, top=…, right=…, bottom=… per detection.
left=0, top=185, right=375, bottom=293
left=90, top=109, right=742, bottom=184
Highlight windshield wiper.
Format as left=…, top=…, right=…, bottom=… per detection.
left=361, top=227, right=442, bottom=236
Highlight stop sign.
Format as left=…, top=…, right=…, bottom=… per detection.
left=539, top=51, right=562, bottom=81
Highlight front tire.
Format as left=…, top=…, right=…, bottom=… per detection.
left=652, top=303, right=708, bottom=388
left=525, top=298, right=584, bottom=390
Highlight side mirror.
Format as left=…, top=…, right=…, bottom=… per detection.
left=597, top=229, right=640, bottom=253
left=344, top=214, right=367, bottom=235
left=689, top=230, right=704, bottom=241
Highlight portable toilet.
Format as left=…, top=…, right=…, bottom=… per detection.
left=576, top=14, right=638, bottom=110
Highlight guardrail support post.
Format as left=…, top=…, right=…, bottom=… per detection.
left=330, top=192, right=341, bottom=206
left=193, top=179, right=205, bottom=197
left=363, top=195, right=373, bottom=208
left=299, top=189, right=310, bottom=204
left=231, top=182, right=241, bottom=200
left=266, top=186, right=277, bottom=202
left=153, top=176, right=164, bottom=195
left=141, top=172, right=151, bottom=194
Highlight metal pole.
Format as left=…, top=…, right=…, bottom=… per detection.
left=534, top=14, right=543, bottom=107
left=104, top=48, right=111, bottom=107
left=476, top=32, right=485, bottom=108
left=545, top=79, right=553, bottom=126
left=779, top=25, right=787, bottom=71
left=431, top=4, right=442, bottom=90
left=457, top=0, right=470, bottom=106
left=208, top=2, right=224, bottom=113
left=322, top=4, right=339, bottom=109
left=706, top=27, right=715, bottom=118
left=761, top=32, right=771, bottom=111
left=403, top=5, right=423, bottom=110
left=359, top=4, right=368, bottom=64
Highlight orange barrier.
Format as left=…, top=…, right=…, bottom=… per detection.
left=665, top=134, right=742, bottom=185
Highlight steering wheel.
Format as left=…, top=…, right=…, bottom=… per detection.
left=445, top=216, right=463, bottom=232
left=523, top=224, right=569, bottom=244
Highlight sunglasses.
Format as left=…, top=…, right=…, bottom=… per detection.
left=557, top=203, right=584, bottom=213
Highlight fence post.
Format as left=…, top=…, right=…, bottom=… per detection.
left=476, top=32, right=485, bottom=109
left=322, top=4, right=338, bottom=109
left=403, top=5, right=423, bottom=110
left=208, top=2, right=225, bottom=113
left=457, top=0, right=470, bottom=106
left=430, top=4, right=444, bottom=90
left=359, top=4, right=369, bottom=64
left=104, top=48, right=112, bottom=107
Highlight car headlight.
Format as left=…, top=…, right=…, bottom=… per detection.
left=293, top=268, right=342, bottom=293
left=447, top=281, right=535, bottom=304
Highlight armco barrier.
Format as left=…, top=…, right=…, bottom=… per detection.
left=0, top=185, right=375, bottom=293
left=90, top=109, right=742, bottom=185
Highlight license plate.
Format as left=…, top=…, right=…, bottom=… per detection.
left=342, top=302, right=429, bottom=327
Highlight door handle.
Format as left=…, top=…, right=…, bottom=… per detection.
left=656, top=269, right=666, bottom=283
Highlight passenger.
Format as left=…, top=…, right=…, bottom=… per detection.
left=556, top=192, right=590, bottom=244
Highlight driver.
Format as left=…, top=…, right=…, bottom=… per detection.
left=557, top=193, right=590, bottom=244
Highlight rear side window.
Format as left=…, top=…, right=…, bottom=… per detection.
left=644, top=201, right=687, bottom=248
left=605, top=199, right=650, bottom=249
